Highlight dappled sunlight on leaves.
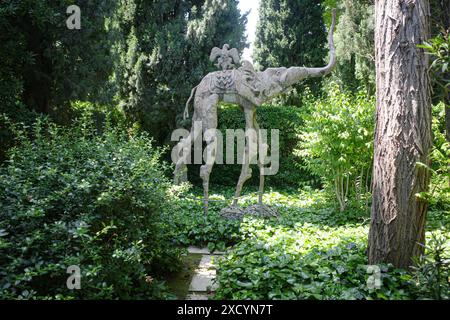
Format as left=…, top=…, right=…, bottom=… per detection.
left=165, top=185, right=449, bottom=300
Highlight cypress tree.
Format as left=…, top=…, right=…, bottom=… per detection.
left=114, top=0, right=247, bottom=144
left=253, top=0, right=327, bottom=103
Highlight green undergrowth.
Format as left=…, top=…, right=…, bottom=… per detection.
left=164, top=185, right=449, bottom=300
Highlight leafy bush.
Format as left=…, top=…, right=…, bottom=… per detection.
left=187, top=103, right=318, bottom=188
left=299, top=84, right=375, bottom=211
left=418, top=32, right=449, bottom=104
left=0, top=104, right=38, bottom=162
left=0, top=117, right=181, bottom=299
left=411, top=232, right=450, bottom=300
left=69, top=101, right=127, bottom=132
left=421, top=103, right=450, bottom=211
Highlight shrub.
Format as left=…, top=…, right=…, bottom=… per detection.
left=299, top=84, right=375, bottom=211
left=411, top=232, right=450, bottom=300
left=421, top=103, right=450, bottom=211
left=418, top=32, right=449, bottom=104
left=69, top=101, right=127, bottom=131
left=0, top=117, right=181, bottom=299
left=0, top=104, right=38, bottom=162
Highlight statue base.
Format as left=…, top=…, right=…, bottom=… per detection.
left=244, top=204, right=278, bottom=217
left=219, top=204, right=278, bottom=219
left=219, top=205, right=246, bottom=220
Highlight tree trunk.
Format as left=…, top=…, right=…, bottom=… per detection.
left=368, top=0, right=432, bottom=268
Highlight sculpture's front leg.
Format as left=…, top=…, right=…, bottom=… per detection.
left=198, top=93, right=220, bottom=217
left=232, top=107, right=257, bottom=207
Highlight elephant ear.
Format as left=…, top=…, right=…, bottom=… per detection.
left=229, top=48, right=241, bottom=66
left=209, top=47, right=222, bottom=62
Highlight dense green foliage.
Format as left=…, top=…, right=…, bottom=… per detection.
left=164, top=186, right=449, bottom=300
left=299, top=84, right=375, bottom=211
left=0, top=0, right=115, bottom=160
left=411, top=232, right=449, bottom=300
left=417, top=103, right=450, bottom=213
left=165, top=184, right=242, bottom=251
left=214, top=221, right=448, bottom=300
left=419, top=33, right=450, bottom=105
left=419, top=31, right=449, bottom=147
left=323, top=0, right=448, bottom=96
left=0, top=117, right=181, bottom=299
left=0, top=1, right=248, bottom=152
left=0, top=0, right=114, bottom=116
left=253, top=0, right=327, bottom=102
left=431, top=103, right=450, bottom=205
left=215, top=224, right=412, bottom=300
left=332, top=0, right=375, bottom=94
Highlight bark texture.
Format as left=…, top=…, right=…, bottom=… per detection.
left=368, top=0, right=432, bottom=268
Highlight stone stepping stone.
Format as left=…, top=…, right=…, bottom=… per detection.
left=188, top=255, right=218, bottom=292
left=185, top=293, right=210, bottom=300
left=186, top=248, right=226, bottom=300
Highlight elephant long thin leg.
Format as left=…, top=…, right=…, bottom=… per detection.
left=174, top=132, right=193, bottom=184
left=232, top=107, right=257, bottom=206
left=199, top=94, right=219, bottom=216
left=173, top=117, right=204, bottom=184
left=253, top=116, right=266, bottom=205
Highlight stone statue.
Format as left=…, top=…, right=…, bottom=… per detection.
left=174, top=10, right=337, bottom=217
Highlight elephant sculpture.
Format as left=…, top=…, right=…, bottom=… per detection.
left=174, top=10, right=336, bottom=216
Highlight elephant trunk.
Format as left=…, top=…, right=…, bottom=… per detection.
left=306, top=9, right=336, bottom=77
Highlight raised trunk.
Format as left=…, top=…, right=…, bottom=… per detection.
left=368, top=0, right=432, bottom=268
left=304, top=9, right=337, bottom=78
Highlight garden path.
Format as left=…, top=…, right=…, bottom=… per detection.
left=185, top=246, right=224, bottom=300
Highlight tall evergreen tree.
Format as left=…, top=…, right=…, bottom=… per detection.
left=0, top=0, right=115, bottom=118
left=113, top=0, right=247, bottom=144
left=253, top=0, right=327, bottom=102
left=328, top=0, right=447, bottom=96
left=0, top=0, right=116, bottom=160
left=333, top=0, right=375, bottom=94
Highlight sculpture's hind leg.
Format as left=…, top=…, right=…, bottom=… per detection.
left=174, top=133, right=193, bottom=184
left=244, top=115, right=278, bottom=217
left=199, top=94, right=219, bottom=216
left=173, top=117, right=204, bottom=184
left=253, top=116, right=268, bottom=205
left=232, top=107, right=257, bottom=206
